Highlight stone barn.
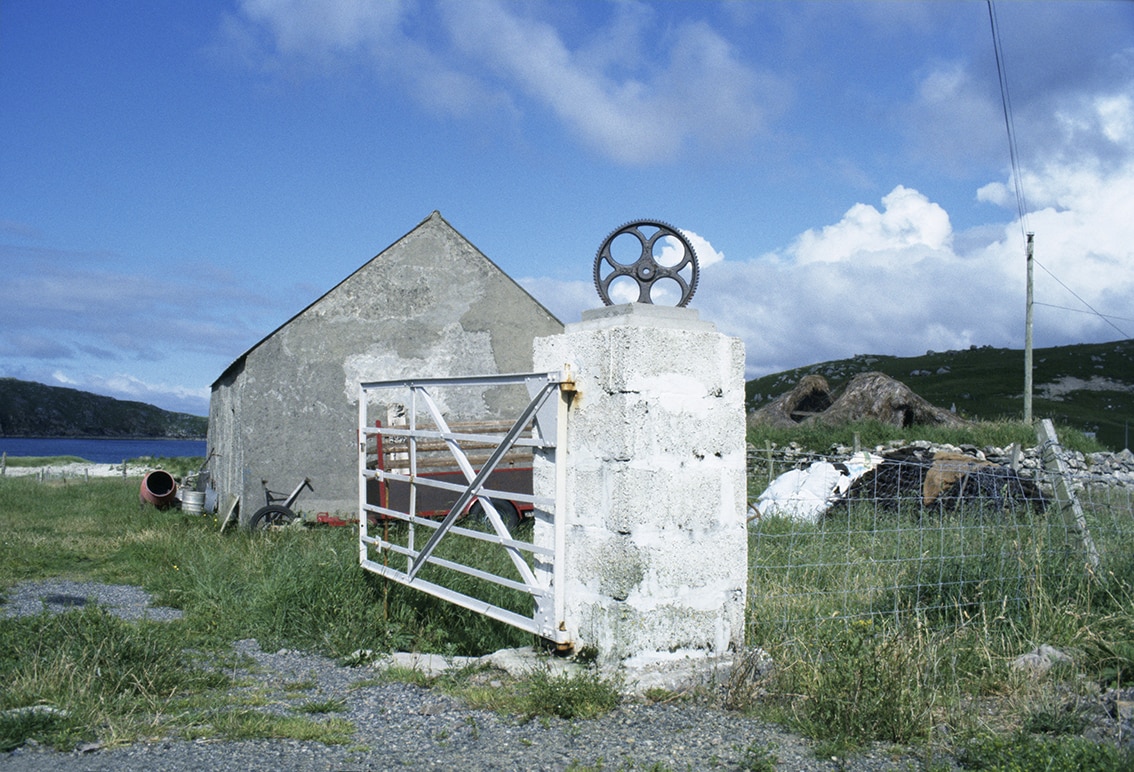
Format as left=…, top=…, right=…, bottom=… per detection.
left=208, top=211, right=564, bottom=524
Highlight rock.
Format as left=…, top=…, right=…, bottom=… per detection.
left=1011, top=644, right=1073, bottom=675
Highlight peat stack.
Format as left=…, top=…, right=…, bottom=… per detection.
left=815, top=372, right=967, bottom=428
left=748, top=374, right=833, bottom=427
left=750, top=371, right=965, bottom=429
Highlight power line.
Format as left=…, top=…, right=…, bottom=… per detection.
left=1032, top=302, right=1134, bottom=325
left=1033, top=259, right=1131, bottom=337
left=987, top=0, right=1029, bottom=240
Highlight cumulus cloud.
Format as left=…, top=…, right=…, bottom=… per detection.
left=789, top=186, right=952, bottom=265
left=690, top=185, right=1007, bottom=378
left=681, top=230, right=724, bottom=268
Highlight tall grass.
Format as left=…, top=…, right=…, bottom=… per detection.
left=744, top=476, right=1134, bottom=761
left=0, top=476, right=529, bottom=657
left=0, top=606, right=231, bottom=751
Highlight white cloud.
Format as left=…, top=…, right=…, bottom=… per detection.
left=904, top=61, right=1006, bottom=173
left=516, top=277, right=597, bottom=325
left=681, top=230, right=724, bottom=268
left=236, top=0, right=407, bottom=54
left=231, top=0, right=787, bottom=165
left=789, top=186, right=953, bottom=265
left=436, top=1, right=785, bottom=164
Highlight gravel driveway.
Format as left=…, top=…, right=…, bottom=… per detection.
left=1, top=580, right=932, bottom=771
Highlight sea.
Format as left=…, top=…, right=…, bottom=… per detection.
left=0, top=437, right=207, bottom=463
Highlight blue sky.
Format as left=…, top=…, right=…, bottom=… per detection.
left=2, top=1, right=1132, bottom=416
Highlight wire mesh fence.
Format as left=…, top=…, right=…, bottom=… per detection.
left=745, top=436, right=1134, bottom=644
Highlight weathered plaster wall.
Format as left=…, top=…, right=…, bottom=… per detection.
left=208, top=212, right=563, bottom=523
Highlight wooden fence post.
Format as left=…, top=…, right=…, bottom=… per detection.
left=1036, top=419, right=1100, bottom=574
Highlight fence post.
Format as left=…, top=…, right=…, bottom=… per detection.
left=1036, top=419, right=1100, bottom=573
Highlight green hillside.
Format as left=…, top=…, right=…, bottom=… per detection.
left=746, top=339, right=1134, bottom=451
left=0, top=378, right=207, bottom=438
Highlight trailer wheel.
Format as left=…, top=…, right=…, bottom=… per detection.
left=470, top=499, right=521, bottom=531
left=249, top=504, right=298, bottom=531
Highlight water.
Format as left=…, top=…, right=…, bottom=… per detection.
left=0, top=437, right=207, bottom=463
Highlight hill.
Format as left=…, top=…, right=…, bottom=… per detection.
left=745, top=339, right=1134, bottom=451
left=0, top=378, right=207, bottom=438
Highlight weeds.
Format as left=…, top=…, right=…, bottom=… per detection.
left=296, top=697, right=348, bottom=714
left=180, top=709, right=353, bottom=743
left=763, top=619, right=937, bottom=751
left=737, top=741, right=778, bottom=771
left=518, top=667, right=622, bottom=721
left=956, top=732, right=1133, bottom=771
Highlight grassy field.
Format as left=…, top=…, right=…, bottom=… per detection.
left=2, top=452, right=1133, bottom=768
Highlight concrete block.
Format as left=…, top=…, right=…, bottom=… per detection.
left=533, top=303, right=747, bottom=670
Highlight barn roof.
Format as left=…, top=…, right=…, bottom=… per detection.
left=211, top=211, right=561, bottom=388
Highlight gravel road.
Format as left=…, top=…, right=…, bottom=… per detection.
left=1, top=580, right=941, bottom=771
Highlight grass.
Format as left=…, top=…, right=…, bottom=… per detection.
left=0, top=454, right=89, bottom=468
left=381, top=660, right=623, bottom=722
left=740, top=480, right=1134, bottom=765
left=0, top=605, right=232, bottom=751
left=0, top=473, right=531, bottom=750
left=3, top=438, right=1134, bottom=767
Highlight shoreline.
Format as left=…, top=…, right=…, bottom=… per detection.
left=0, top=461, right=157, bottom=478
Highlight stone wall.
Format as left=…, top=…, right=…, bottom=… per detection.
left=760, top=440, right=1134, bottom=488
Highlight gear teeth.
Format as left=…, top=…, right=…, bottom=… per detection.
left=592, top=220, right=699, bottom=308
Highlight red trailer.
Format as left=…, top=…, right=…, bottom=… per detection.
left=365, top=420, right=535, bottom=530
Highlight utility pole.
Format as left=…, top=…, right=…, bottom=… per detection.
left=1024, top=232, right=1034, bottom=424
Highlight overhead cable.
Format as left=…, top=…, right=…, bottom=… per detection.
left=987, top=0, right=1030, bottom=240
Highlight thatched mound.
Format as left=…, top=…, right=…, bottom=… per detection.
left=750, top=371, right=966, bottom=428
left=816, top=372, right=967, bottom=428
left=748, top=374, right=833, bottom=428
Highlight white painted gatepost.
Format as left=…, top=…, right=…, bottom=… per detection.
left=534, top=303, right=748, bottom=682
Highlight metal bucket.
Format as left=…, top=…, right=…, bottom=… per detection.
left=140, top=470, right=178, bottom=509
left=181, top=489, right=206, bottom=515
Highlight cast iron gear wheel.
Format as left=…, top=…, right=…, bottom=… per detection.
left=593, top=220, right=699, bottom=307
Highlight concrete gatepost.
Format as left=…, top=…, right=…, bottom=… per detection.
left=533, top=303, right=748, bottom=690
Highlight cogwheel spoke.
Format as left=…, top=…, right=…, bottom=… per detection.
left=593, top=220, right=699, bottom=307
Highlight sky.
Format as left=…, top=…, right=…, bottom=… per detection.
left=2, top=1, right=1132, bottom=417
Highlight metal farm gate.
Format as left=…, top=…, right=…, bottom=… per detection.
left=357, top=372, right=571, bottom=645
